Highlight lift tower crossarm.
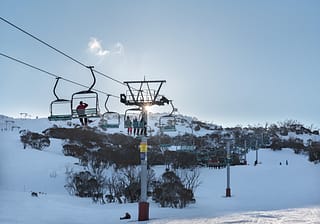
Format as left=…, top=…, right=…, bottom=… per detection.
left=122, top=80, right=166, bottom=106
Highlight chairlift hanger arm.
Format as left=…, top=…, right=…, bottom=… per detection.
left=86, top=66, right=96, bottom=91
left=52, top=77, right=61, bottom=100
left=169, top=100, right=177, bottom=116
left=72, top=66, right=97, bottom=95
left=104, top=94, right=111, bottom=113
left=51, top=77, right=70, bottom=103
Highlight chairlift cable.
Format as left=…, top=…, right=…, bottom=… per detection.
left=0, top=52, right=119, bottom=98
left=92, top=69, right=125, bottom=86
left=1, top=16, right=168, bottom=105
left=0, top=16, right=87, bottom=68
left=0, top=16, right=126, bottom=87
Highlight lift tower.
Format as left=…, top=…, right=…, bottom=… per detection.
left=120, top=80, right=169, bottom=221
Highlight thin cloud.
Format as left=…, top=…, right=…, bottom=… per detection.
left=113, top=42, right=124, bottom=55
left=88, top=37, right=109, bottom=56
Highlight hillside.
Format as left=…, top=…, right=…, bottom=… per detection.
left=3, top=113, right=320, bottom=166
left=0, top=115, right=320, bottom=223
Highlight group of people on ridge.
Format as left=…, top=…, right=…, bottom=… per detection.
left=125, top=116, right=147, bottom=136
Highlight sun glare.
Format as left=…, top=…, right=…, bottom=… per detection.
left=144, top=105, right=152, bottom=113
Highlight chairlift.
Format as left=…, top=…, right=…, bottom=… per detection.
left=159, top=100, right=177, bottom=132
left=124, top=107, right=142, bottom=129
left=71, top=66, right=100, bottom=119
left=99, top=95, right=120, bottom=130
left=48, top=77, right=72, bottom=121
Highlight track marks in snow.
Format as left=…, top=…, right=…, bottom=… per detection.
left=150, top=207, right=320, bottom=224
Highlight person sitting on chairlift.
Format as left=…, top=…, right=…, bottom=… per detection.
left=133, top=117, right=138, bottom=136
left=140, top=116, right=147, bottom=136
left=125, top=116, right=132, bottom=135
left=76, top=101, right=88, bottom=126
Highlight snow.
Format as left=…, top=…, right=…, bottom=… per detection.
left=281, top=131, right=320, bottom=146
left=0, top=117, right=320, bottom=223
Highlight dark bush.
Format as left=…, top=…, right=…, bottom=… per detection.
left=43, top=127, right=107, bottom=148
left=20, top=130, right=50, bottom=150
left=270, top=137, right=284, bottom=150
left=64, top=170, right=105, bottom=204
left=308, top=142, right=320, bottom=163
left=63, top=144, right=87, bottom=157
left=153, top=171, right=195, bottom=208
left=172, top=151, right=197, bottom=169
left=124, top=182, right=140, bottom=203
left=287, top=138, right=305, bottom=154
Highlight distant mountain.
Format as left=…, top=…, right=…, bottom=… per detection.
left=0, top=114, right=13, bottom=120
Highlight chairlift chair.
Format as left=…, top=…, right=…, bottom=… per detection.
left=159, top=116, right=177, bottom=132
left=71, top=91, right=100, bottom=118
left=124, top=107, right=142, bottom=129
left=71, top=66, right=100, bottom=119
left=48, top=77, right=72, bottom=121
left=99, top=95, right=120, bottom=129
left=159, top=100, right=177, bottom=132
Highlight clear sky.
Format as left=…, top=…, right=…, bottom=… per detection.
left=0, top=0, right=319, bottom=127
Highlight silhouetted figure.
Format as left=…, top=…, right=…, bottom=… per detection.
left=133, top=117, right=138, bottom=136
left=76, top=101, right=88, bottom=126
left=125, top=116, right=132, bottom=135
left=140, top=117, right=147, bottom=136
left=120, top=212, right=131, bottom=220
left=286, top=160, right=288, bottom=165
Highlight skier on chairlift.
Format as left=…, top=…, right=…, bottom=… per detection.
left=140, top=116, right=147, bottom=136
left=76, top=101, right=88, bottom=126
left=133, top=117, right=139, bottom=136
left=125, top=116, right=132, bottom=135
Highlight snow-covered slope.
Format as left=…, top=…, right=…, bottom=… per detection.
left=0, top=117, right=319, bottom=224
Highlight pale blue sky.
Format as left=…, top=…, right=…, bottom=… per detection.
left=0, top=0, right=319, bottom=127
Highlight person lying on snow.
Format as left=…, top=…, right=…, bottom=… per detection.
left=120, top=212, right=131, bottom=220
